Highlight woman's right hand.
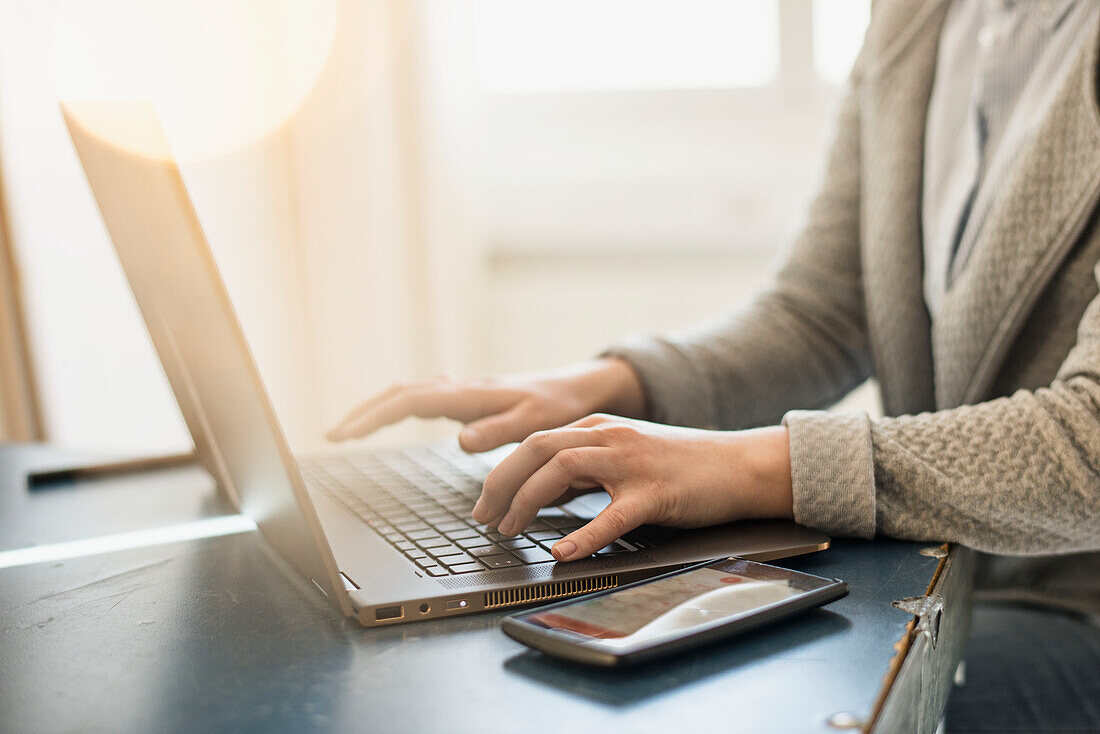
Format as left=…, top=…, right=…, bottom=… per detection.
left=325, top=358, right=647, bottom=453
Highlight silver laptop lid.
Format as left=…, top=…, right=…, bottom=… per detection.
left=62, top=100, right=351, bottom=615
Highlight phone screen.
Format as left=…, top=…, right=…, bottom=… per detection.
left=521, top=558, right=834, bottom=650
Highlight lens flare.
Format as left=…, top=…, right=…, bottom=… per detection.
left=50, top=0, right=337, bottom=160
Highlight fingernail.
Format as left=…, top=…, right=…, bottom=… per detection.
left=552, top=540, right=576, bottom=561
left=498, top=514, right=515, bottom=536
left=459, top=427, right=483, bottom=452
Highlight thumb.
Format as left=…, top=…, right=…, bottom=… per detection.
left=459, top=407, right=536, bottom=453
left=551, top=497, right=649, bottom=561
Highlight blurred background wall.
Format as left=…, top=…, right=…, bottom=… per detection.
left=0, top=0, right=876, bottom=454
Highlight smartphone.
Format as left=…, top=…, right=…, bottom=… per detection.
left=501, top=557, right=847, bottom=666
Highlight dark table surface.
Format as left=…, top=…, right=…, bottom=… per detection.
left=0, top=444, right=946, bottom=734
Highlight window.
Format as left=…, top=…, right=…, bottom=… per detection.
left=813, top=0, right=872, bottom=85
left=477, top=0, right=872, bottom=95
left=476, top=2, right=876, bottom=259
left=476, top=0, right=780, bottom=94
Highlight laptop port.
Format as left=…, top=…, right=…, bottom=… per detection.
left=445, top=599, right=468, bottom=611
left=418, top=603, right=430, bottom=615
left=375, top=605, right=404, bottom=622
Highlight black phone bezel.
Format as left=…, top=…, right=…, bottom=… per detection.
left=500, top=557, right=848, bottom=667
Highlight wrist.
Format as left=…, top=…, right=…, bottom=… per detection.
left=585, top=358, right=647, bottom=419
left=735, top=426, right=794, bottom=520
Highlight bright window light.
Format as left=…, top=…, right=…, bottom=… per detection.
left=812, top=0, right=872, bottom=86
left=476, top=0, right=779, bottom=93
left=0, top=514, right=256, bottom=570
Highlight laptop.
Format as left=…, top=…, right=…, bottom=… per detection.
left=61, top=100, right=829, bottom=627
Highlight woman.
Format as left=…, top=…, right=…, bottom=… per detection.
left=330, top=1, right=1100, bottom=730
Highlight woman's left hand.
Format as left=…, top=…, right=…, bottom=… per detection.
left=472, top=414, right=794, bottom=562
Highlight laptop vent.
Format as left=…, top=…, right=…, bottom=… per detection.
left=483, top=575, right=618, bottom=609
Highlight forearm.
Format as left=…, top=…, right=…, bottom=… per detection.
left=605, top=283, right=872, bottom=431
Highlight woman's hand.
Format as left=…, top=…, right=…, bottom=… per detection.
left=473, top=414, right=794, bottom=561
left=326, top=358, right=646, bottom=453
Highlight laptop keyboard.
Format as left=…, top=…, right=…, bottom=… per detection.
left=301, top=445, right=640, bottom=577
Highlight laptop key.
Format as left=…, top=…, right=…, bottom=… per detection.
left=527, top=529, right=564, bottom=542
left=422, top=566, right=448, bottom=577
left=370, top=503, right=402, bottom=516
left=457, top=537, right=493, bottom=549
left=427, top=544, right=462, bottom=558
left=445, top=562, right=483, bottom=574
left=469, top=543, right=507, bottom=557
left=541, top=515, right=579, bottom=528
left=551, top=523, right=584, bottom=534
left=444, top=528, right=480, bottom=541
left=415, top=536, right=450, bottom=549
left=434, top=520, right=468, bottom=533
left=511, top=547, right=556, bottom=564
left=499, top=538, right=535, bottom=550
left=407, top=529, right=438, bottom=540
left=479, top=553, right=523, bottom=569
left=439, top=552, right=476, bottom=567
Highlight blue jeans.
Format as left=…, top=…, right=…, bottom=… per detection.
left=945, top=603, right=1100, bottom=733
